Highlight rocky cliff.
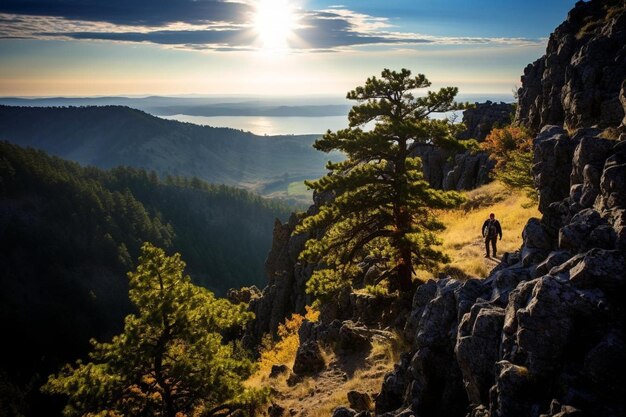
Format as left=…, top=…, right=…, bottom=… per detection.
left=410, top=144, right=493, bottom=191
left=516, top=0, right=626, bottom=133
left=411, top=101, right=513, bottom=191
left=368, top=1, right=626, bottom=415
left=458, top=101, right=514, bottom=141
left=374, top=126, right=625, bottom=417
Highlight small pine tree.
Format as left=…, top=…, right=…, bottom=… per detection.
left=296, top=69, right=465, bottom=296
left=42, top=243, right=255, bottom=417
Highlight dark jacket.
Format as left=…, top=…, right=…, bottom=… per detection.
left=482, top=219, right=502, bottom=239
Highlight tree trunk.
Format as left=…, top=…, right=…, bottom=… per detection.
left=155, top=333, right=176, bottom=417
left=395, top=207, right=413, bottom=292
left=393, top=138, right=413, bottom=292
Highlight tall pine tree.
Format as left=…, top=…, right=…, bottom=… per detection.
left=297, top=69, right=465, bottom=295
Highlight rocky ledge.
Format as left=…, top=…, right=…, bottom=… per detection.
left=374, top=126, right=625, bottom=417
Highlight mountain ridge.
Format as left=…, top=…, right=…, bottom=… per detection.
left=0, top=105, right=342, bottom=196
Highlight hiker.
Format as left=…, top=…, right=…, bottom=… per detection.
left=482, top=213, right=502, bottom=258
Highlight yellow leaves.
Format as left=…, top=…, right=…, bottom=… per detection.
left=256, top=306, right=319, bottom=375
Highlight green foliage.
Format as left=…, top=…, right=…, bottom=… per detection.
left=42, top=243, right=255, bottom=417
left=480, top=126, right=536, bottom=203
left=363, top=283, right=390, bottom=297
left=480, top=125, right=532, bottom=168
left=297, top=69, right=465, bottom=296
left=495, top=148, right=537, bottom=204
left=457, top=139, right=481, bottom=154
left=0, top=141, right=290, bottom=415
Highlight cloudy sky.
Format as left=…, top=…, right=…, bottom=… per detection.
left=0, top=0, right=576, bottom=96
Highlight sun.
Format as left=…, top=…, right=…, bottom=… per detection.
left=254, top=0, right=296, bottom=52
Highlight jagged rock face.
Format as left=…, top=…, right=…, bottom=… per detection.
left=458, top=101, right=514, bottom=141
left=406, top=101, right=513, bottom=191
left=376, top=124, right=626, bottom=416
left=516, top=0, right=626, bottom=133
left=410, top=144, right=494, bottom=191
left=244, top=208, right=315, bottom=346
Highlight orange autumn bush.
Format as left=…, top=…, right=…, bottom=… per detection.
left=480, top=125, right=532, bottom=168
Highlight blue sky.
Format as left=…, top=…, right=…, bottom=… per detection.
left=0, top=0, right=577, bottom=96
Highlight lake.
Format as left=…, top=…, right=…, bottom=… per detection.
left=158, top=93, right=513, bottom=135
left=160, top=111, right=468, bottom=136
left=160, top=114, right=350, bottom=135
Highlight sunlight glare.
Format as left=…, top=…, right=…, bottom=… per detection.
left=254, top=0, right=296, bottom=53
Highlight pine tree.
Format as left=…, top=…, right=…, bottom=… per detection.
left=42, top=243, right=256, bottom=417
left=297, top=69, right=465, bottom=296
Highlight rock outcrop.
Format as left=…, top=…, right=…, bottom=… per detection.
left=516, top=0, right=626, bottom=133
left=244, top=209, right=314, bottom=346
left=371, top=2, right=626, bottom=415
left=410, top=101, right=514, bottom=191
left=374, top=20, right=626, bottom=417
left=376, top=129, right=625, bottom=415
left=458, top=101, right=514, bottom=141
left=410, top=144, right=494, bottom=191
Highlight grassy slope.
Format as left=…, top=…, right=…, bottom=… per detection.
left=426, top=181, right=540, bottom=280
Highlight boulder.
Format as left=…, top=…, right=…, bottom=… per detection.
left=376, top=353, right=412, bottom=414
left=558, top=208, right=607, bottom=251
left=332, top=407, right=357, bottom=417
left=583, top=331, right=626, bottom=395
left=533, top=250, right=572, bottom=278
left=347, top=391, right=372, bottom=411
left=522, top=217, right=554, bottom=250
left=455, top=303, right=505, bottom=404
left=292, top=341, right=325, bottom=375
left=269, top=364, right=291, bottom=379
left=269, top=403, right=285, bottom=417
left=570, top=136, right=614, bottom=187
left=338, top=321, right=372, bottom=352
left=567, top=248, right=625, bottom=295
left=532, top=126, right=579, bottom=213
left=490, top=361, right=533, bottom=417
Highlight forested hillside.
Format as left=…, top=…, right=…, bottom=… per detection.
left=0, top=105, right=341, bottom=196
left=0, top=142, right=290, bottom=414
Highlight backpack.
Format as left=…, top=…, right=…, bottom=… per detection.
left=487, top=220, right=498, bottom=237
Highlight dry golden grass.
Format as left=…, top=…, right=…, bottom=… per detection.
left=246, top=306, right=320, bottom=390
left=250, top=336, right=403, bottom=417
left=313, top=340, right=400, bottom=417
left=427, top=181, right=539, bottom=280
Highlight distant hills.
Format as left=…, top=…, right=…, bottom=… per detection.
left=0, top=105, right=344, bottom=200
left=0, top=141, right=292, bottom=413
left=0, top=96, right=351, bottom=117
